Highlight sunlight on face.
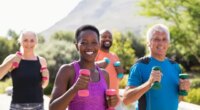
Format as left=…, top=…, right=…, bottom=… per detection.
left=18, top=31, right=38, bottom=52
left=148, top=31, right=170, bottom=59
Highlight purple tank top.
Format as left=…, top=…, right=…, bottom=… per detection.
left=68, top=61, right=108, bottom=110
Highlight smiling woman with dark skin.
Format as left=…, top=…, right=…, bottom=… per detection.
left=49, top=25, right=119, bottom=110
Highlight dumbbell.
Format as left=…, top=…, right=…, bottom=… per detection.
left=12, top=51, right=22, bottom=68
left=151, top=66, right=162, bottom=89
left=104, top=57, right=110, bottom=64
left=113, top=61, right=124, bottom=79
left=179, top=74, right=189, bottom=96
left=106, top=89, right=117, bottom=110
left=78, top=69, right=90, bottom=97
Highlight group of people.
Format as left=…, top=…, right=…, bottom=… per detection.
left=0, top=24, right=190, bottom=110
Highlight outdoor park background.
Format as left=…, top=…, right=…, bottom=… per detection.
left=0, top=0, right=200, bottom=109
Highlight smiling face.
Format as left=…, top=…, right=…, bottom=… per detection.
left=148, top=31, right=170, bottom=60
left=100, top=30, right=112, bottom=51
left=18, top=31, right=37, bottom=53
left=76, top=30, right=100, bottom=62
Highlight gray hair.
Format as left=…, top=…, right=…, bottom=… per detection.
left=18, top=30, right=38, bottom=43
left=146, top=24, right=170, bottom=42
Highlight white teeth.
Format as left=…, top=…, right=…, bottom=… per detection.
left=105, top=41, right=110, bottom=45
left=86, top=52, right=93, bottom=55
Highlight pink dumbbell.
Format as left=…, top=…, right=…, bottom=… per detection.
left=12, top=51, right=22, bottom=68
left=106, top=89, right=117, bottom=110
left=78, top=69, right=90, bottom=97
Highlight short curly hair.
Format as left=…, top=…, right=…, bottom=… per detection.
left=75, top=24, right=99, bottom=43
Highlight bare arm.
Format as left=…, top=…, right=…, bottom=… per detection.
left=122, top=80, right=152, bottom=105
left=0, top=54, right=20, bottom=79
left=39, top=56, right=49, bottom=88
left=95, top=60, right=109, bottom=68
left=123, top=70, right=161, bottom=105
left=49, top=64, right=90, bottom=110
left=101, top=69, right=119, bottom=107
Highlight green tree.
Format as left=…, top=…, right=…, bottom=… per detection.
left=7, top=29, right=18, bottom=41
left=126, top=32, right=146, bottom=58
left=50, top=31, right=74, bottom=43
left=36, top=40, right=78, bottom=94
left=140, top=0, right=200, bottom=70
left=111, top=32, right=136, bottom=74
left=37, top=34, right=46, bottom=44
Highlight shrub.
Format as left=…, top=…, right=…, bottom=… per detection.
left=184, top=88, right=200, bottom=105
left=190, top=66, right=200, bottom=73
left=119, top=74, right=128, bottom=89
left=0, top=78, right=12, bottom=93
left=44, top=82, right=53, bottom=95
left=190, top=79, right=200, bottom=89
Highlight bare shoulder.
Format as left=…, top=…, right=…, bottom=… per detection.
left=55, top=62, right=75, bottom=86
left=50, top=62, right=75, bottom=103
left=57, top=63, right=74, bottom=76
left=38, top=56, right=48, bottom=67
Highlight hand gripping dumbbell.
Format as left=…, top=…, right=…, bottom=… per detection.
left=179, top=74, right=189, bottom=96
left=12, top=51, right=22, bottom=69
left=106, top=89, right=117, bottom=110
left=113, top=61, right=124, bottom=79
left=151, top=66, right=162, bottom=89
left=104, top=57, right=110, bottom=64
left=78, top=69, right=90, bottom=97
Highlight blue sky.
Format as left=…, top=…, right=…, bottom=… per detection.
left=0, top=0, right=82, bottom=36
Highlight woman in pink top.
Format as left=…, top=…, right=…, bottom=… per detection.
left=49, top=25, right=119, bottom=110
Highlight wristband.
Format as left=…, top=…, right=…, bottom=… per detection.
left=42, top=77, right=48, bottom=80
left=40, top=67, right=47, bottom=72
left=16, top=51, right=22, bottom=57
left=12, top=62, right=19, bottom=68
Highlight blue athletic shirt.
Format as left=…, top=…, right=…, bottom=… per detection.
left=128, top=56, right=181, bottom=110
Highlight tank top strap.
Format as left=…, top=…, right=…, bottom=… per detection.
left=72, top=61, right=80, bottom=84
left=96, top=65, right=108, bottom=88
left=37, top=56, right=39, bottom=61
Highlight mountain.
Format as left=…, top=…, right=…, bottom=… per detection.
left=41, top=0, right=162, bottom=38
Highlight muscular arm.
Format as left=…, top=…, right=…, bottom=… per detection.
left=49, top=64, right=77, bottom=110
left=123, top=80, right=152, bottom=105
left=95, top=60, right=109, bottom=69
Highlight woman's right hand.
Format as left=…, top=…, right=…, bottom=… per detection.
left=72, top=73, right=90, bottom=92
left=10, top=51, right=22, bottom=69
left=0, top=51, right=22, bottom=79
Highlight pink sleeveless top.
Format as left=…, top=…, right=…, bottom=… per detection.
left=68, top=61, right=108, bottom=110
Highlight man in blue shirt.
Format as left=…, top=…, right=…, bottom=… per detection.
left=122, top=24, right=190, bottom=110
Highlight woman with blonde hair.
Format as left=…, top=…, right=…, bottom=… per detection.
left=0, top=30, right=49, bottom=110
